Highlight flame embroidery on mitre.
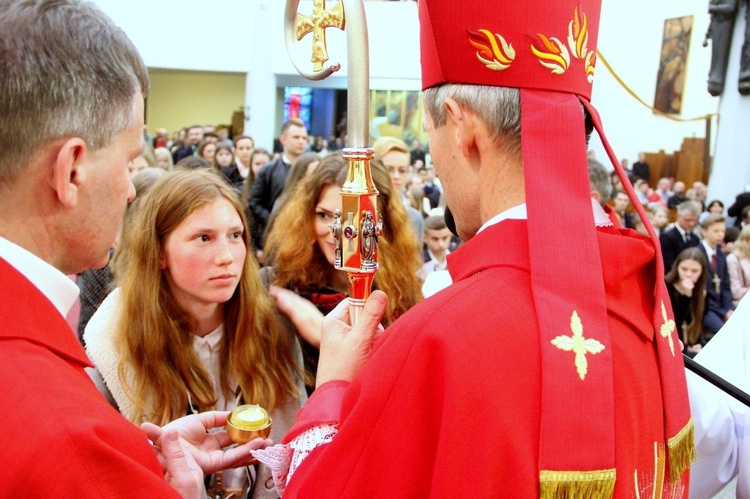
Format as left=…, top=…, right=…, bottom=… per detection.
left=585, top=51, right=596, bottom=83
left=467, top=29, right=515, bottom=71
left=567, top=7, right=589, bottom=59
left=531, top=34, right=570, bottom=75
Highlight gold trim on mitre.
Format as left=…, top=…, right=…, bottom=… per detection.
left=539, top=469, right=616, bottom=499
left=667, top=418, right=696, bottom=483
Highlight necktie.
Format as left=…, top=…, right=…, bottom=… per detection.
left=711, top=253, right=717, bottom=273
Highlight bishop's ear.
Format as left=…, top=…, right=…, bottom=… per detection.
left=443, top=97, right=477, bottom=159
left=50, top=138, right=87, bottom=209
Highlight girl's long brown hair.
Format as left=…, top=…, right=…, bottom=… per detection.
left=665, top=247, right=708, bottom=346
left=114, top=168, right=299, bottom=425
left=264, top=152, right=423, bottom=322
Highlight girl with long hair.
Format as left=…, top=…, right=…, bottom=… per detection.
left=264, top=152, right=423, bottom=392
left=665, top=246, right=708, bottom=357
left=85, top=168, right=303, bottom=497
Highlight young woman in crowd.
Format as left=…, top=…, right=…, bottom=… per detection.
left=263, top=152, right=423, bottom=392
left=665, top=247, right=708, bottom=357
left=728, top=225, right=750, bottom=305
left=84, top=169, right=304, bottom=498
left=249, top=148, right=272, bottom=184
left=214, top=141, right=235, bottom=170
left=198, top=139, right=218, bottom=169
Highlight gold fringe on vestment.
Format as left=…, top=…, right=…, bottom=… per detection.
left=667, top=418, right=696, bottom=483
left=539, top=469, right=616, bottom=499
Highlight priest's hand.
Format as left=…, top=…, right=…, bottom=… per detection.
left=316, top=291, right=387, bottom=388
left=141, top=411, right=272, bottom=475
left=157, top=430, right=204, bottom=499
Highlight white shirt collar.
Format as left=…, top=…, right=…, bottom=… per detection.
left=477, top=199, right=612, bottom=234
left=701, top=240, right=716, bottom=259
left=0, top=236, right=79, bottom=318
left=477, top=204, right=528, bottom=233
left=192, top=323, right=224, bottom=352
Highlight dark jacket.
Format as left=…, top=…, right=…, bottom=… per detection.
left=659, top=226, right=699, bottom=273
left=248, top=157, right=291, bottom=241
left=698, top=244, right=734, bottom=320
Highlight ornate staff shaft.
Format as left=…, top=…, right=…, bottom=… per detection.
left=285, top=0, right=380, bottom=325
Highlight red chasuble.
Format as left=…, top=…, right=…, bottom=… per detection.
left=0, top=258, right=179, bottom=497
left=283, top=220, right=686, bottom=497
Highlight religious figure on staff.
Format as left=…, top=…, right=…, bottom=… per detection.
left=704, top=0, right=750, bottom=95
left=360, top=211, right=377, bottom=264
left=255, top=0, right=695, bottom=496
left=329, top=209, right=343, bottom=267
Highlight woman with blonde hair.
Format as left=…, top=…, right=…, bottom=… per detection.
left=264, top=152, right=423, bottom=392
left=728, top=225, right=750, bottom=305
left=85, top=168, right=304, bottom=497
left=153, top=146, right=174, bottom=170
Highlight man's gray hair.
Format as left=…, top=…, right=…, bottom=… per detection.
left=0, top=0, right=149, bottom=185
left=423, top=84, right=521, bottom=158
left=677, top=200, right=702, bottom=217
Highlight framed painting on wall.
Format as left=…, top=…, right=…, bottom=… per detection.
left=653, top=15, right=693, bottom=115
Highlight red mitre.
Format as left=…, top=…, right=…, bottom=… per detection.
left=419, top=0, right=694, bottom=496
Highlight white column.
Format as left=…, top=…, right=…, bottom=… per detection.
left=245, top=0, right=278, bottom=151
left=708, top=3, right=750, bottom=207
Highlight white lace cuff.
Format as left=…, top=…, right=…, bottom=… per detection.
left=251, top=423, right=339, bottom=496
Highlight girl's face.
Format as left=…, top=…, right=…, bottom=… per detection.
left=314, top=184, right=342, bottom=266
left=156, top=155, right=171, bottom=170
left=251, top=153, right=271, bottom=176
left=638, top=182, right=649, bottom=193
left=160, top=198, right=246, bottom=318
left=215, top=149, right=233, bottom=168
left=677, top=258, right=702, bottom=284
left=709, top=203, right=724, bottom=214
left=201, top=143, right=217, bottom=163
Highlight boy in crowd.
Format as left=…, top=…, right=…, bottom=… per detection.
left=699, top=214, right=735, bottom=338
left=421, top=215, right=453, bottom=275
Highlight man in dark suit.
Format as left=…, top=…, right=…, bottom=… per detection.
left=728, top=190, right=750, bottom=228
left=172, top=124, right=203, bottom=163
left=660, top=200, right=701, bottom=272
left=631, top=152, right=651, bottom=183
left=248, top=119, right=308, bottom=246
left=698, top=214, right=735, bottom=337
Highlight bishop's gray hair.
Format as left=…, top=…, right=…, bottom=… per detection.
left=423, top=84, right=521, bottom=158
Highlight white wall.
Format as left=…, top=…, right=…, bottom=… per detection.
left=589, top=0, right=717, bottom=165
left=94, top=0, right=718, bottom=169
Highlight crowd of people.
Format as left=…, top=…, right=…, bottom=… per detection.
left=4, top=0, right=750, bottom=497
left=589, top=155, right=750, bottom=359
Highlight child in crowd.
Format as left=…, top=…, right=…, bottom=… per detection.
left=84, top=169, right=304, bottom=498
left=699, top=214, right=735, bottom=338
left=421, top=215, right=453, bottom=276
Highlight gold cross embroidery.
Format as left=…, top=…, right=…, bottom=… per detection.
left=551, top=311, right=605, bottom=380
left=659, top=301, right=676, bottom=357
left=295, top=0, right=346, bottom=72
